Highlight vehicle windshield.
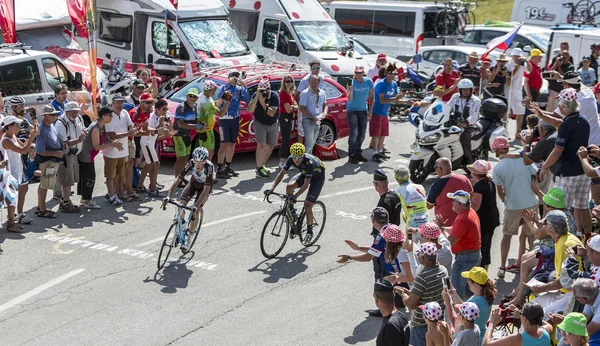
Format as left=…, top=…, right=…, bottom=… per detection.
left=351, top=38, right=376, bottom=55
left=526, top=32, right=550, bottom=49
left=291, top=21, right=349, bottom=51
left=178, top=19, right=250, bottom=57
left=170, top=78, right=224, bottom=103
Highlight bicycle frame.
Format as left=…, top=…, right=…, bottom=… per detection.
left=166, top=200, right=197, bottom=244
left=265, top=192, right=305, bottom=233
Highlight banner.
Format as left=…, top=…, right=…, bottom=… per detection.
left=86, top=0, right=98, bottom=118
left=0, top=0, right=16, bottom=44
left=66, top=0, right=88, bottom=38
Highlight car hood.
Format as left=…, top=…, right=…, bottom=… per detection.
left=308, top=51, right=367, bottom=76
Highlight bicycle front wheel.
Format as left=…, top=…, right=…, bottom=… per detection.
left=576, top=0, right=595, bottom=22
left=184, top=209, right=204, bottom=254
left=260, top=211, right=290, bottom=259
left=299, top=201, right=327, bottom=247
left=434, top=10, right=449, bottom=37
left=158, top=222, right=178, bottom=270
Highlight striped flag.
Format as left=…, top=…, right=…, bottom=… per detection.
left=457, top=12, right=466, bottom=34
left=480, top=23, right=523, bottom=60
left=415, top=34, right=423, bottom=54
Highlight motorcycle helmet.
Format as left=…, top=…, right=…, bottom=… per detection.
left=457, top=78, right=474, bottom=90
left=481, top=98, right=508, bottom=120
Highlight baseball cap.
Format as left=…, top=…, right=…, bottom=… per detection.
left=543, top=210, right=568, bottom=234
left=558, top=71, right=582, bottom=84
left=374, top=169, right=388, bottom=181
left=418, top=242, right=438, bottom=256
left=112, top=95, right=125, bottom=102
left=41, top=105, right=60, bottom=115
left=377, top=53, right=387, bottom=60
left=530, top=48, right=545, bottom=57
left=418, top=223, right=441, bottom=239
left=446, top=190, right=470, bottom=204
left=132, top=78, right=146, bottom=88
left=434, top=85, right=445, bottom=93
left=381, top=224, right=405, bottom=243
left=374, top=280, right=394, bottom=293
left=203, top=80, right=217, bottom=91
left=394, top=165, right=409, bottom=182
left=187, top=88, right=200, bottom=97
left=228, top=68, right=240, bottom=77
left=556, top=88, right=578, bottom=102
left=591, top=267, right=600, bottom=286
left=97, top=106, right=113, bottom=118
left=510, top=48, right=523, bottom=57
left=582, top=56, right=591, bottom=61
left=371, top=207, right=389, bottom=224
left=558, top=313, right=588, bottom=337
left=64, top=102, right=81, bottom=112
left=457, top=302, right=480, bottom=322
left=420, top=302, right=443, bottom=321
left=542, top=187, right=566, bottom=209
left=461, top=266, right=489, bottom=285
left=354, top=65, right=364, bottom=73
left=491, top=136, right=510, bottom=150
left=467, top=160, right=492, bottom=175
left=587, top=235, right=600, bottom=252
left=2, top=115, right=22, bottom=127
left=140, top=93, right=154, bottom=102
left=594, top=82, right=600, bottom=94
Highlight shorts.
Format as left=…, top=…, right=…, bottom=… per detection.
left=219, top=118, right=240, bottom=143
left=58, top=154, right=79, bottom=186
left=104, top=156, right=127, bottom=179
left=198, top=130, right=215, bottom=150
left=503, top=206, right=537, bottom=236
left=555, top=174, right=592, bottom=209
left=134, top=137, right=142, bottom=159
left=128, top=140, right=135, bottom=160
left=141, top=142, right=159, bottom=163
left=292, top=172, right=325, bottom=203
left=173, top=136, right=192, bottom=158
left=255, top=121, right=279, bottom=146
left=296, top=115, right=304, bottom=137
left=39, top=160, right=60, bottom=190
left=509, top=91, right=526, bottom=115
left=369, top=115, right=389, bottom=137
left=180, top=181, right=209, bottom=203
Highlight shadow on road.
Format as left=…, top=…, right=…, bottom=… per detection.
left=143, top=262, right=193, bottom=293
left=248, top=246, right=321, bottom=283
left=343, top=315, right=381, bottom=344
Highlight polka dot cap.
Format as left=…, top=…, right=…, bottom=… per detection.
left=418, top=222, right=441, bottom=239
left=381, top=224, right=405, bottom=243
left=491, top=136, right=509, bottom=150
left=419, top=242, right=438, bottom=256
left=591, top=267, right=600, bottom=286
left=459, top=302, right=480, bottom=322
left=258, top=78, right=270, bottom=89
left=420, top=302, right=443, bottom=321
left=558, top=88, right=577, bottom=102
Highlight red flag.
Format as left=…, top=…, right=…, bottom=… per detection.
left=169, top=0, right=178, bottom=9
left=415, top=34, right=423, bottom=54
left=397, top=67, right=406, bottom=80
left=0, top=0, right=16, bottom=44
left=66, top=0, right=89, bottom=38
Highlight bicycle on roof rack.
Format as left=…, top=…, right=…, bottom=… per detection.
left=434, top=1, right=477, bottom=38
left=563, top=1, right=600, bottom=25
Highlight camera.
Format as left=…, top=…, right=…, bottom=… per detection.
left=558, top=56, right=564, bottom=61
left=261, top=90, right=270, bottom=98
left=532, top=127, right=540, bottom=138
left=221, top=91, right=233, bottom=101
left=68, top=148, right=78, bottom=155
left=519, top=60, right=525, bottom=66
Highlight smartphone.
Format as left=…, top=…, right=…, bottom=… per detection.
left=241, top=71, right=247, bottom=79
left=572, top=245, right=580, bottom=253
left=444, top=277, right=451, bottom=288
left=542, top=71, right=552, bottom=79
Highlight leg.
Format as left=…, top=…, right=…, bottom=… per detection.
left=17, top=184, right=28, bottom=215
left=592, top=183, right=600, bottom=206
left=125, top=158, right=134, bottom=194
left=509, top=251, right=539, bottom=306
left=576, top=208, right=593, bottom=236
left=37, top=185, right=48, bottom=211
left=517, top=227, right=527, bottom=266
left=304, top=200, right=315, bottom=226
left=82, top=162, right=96, bottom=201
left=174, top=157, right=187, bottom=178
left=137, top=163, right=151, bottom=189
left=278, top=115, right=292, bottom=163
left=515, top=114, right=524, bottom=138
left=347, top=110, right=358, bottom=158
left=149, top=162, right=159, bottom=191
left=500, top=234, right=512, bottom=270
left=451, top=254, right=468, bottom=299
left=302, top=119, right=316, bottom=154
left=356, top=111, right=368, bottom=158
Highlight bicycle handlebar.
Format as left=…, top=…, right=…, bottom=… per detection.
left=162, top=198, right=197, bottom=213
left=264, top=191, right=292, bottom=204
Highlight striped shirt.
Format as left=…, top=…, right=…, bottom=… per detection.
left=410, top=265, right=449, bottom=328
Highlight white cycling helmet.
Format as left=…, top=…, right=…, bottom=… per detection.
left=8, top=96, right=25, bottom=107
left=192, top=147, right=209, bottom=162
left=457, top=78, right=474, bottom=90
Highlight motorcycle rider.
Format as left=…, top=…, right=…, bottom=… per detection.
left=448, top=79, right=481, bottom=165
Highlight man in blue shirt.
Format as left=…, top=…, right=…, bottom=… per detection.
left=215, top=69, right=250, bottom=178
left=36, top=105, right=64, bottom=218
left=299, top=75, right=328, bottom=155
left=50, top=84, right=69, bottom=117
left=371, top=64, right=401, bottom=163
left=346, top=65, right=374, bottom=164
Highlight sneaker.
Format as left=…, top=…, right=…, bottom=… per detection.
left=497, top=267, right=506, bottom=278
left=226, top=167, right=239, bottom=177
left=147, top=189, right=161, bottom=197
left=104, top=193, right=110, bottom=200
left=180, top=232, right=192, bottom=252
left=356, top=155, right=368, bottom=162
left=135, top=186, right=148, bottom=193
left=59, top=201, right=81, bottom=213
left=382, top=147, right=390, bottom=154
left=128, top=193, right=142, bottom=201
left=262, top=165, right=271, bottom=174
left=255, top=168, right=270, bottom=179
left=216, top=168, right=231, bottom=178
left=156, top=183, right=165, bottom=190
left=506, top=264, right=520, bottom=273
left=53, top=192, right=62, bottom=200
left=80, top=200, right=102, bottom=209
left=119, top=194, right=133, bottom=202
left=380, top=152, right=391, bottom=159
left=303, top=230, right=314, bottom=246
left=279, top=162, right=285, bottom=170
left=372, top=154, right=383, bottom=163
left=109, top=196, right=124, bottom=206
left=17, top=213, right=33, bottom=224
left=348, top=156, right=359, bottom=164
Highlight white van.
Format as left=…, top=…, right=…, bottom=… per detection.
left=225, top=0, right=369, bottom=86
left=545, top=30, right=600, bottom=66
left=74, top=0, right=258, bottom=84
left=511, top=0, right=598, bottom=27
left=325, top=1, right=449, bottom=60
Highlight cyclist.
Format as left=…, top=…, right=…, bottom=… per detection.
left=162, top=147, right=214, bottom=251
left=265, top=142, right=325, bottom=246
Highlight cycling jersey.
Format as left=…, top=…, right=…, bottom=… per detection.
left=395, top=182, right=429, bottom=228
left=283, top=153, right=325, bottom=179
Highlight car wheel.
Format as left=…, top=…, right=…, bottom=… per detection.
left=316, top=120, right=336, bottom=147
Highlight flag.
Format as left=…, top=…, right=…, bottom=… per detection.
left=407, top=67, right=423, bottom=85
left=0, top=0, right=16, bottom=44
left=66, top=0, right=88, bottom=38
left=480, top=23, right=523, bottom=60
left=86, top=0, right=98, bottom=118
left=415, top=34, right=424, bottom=54
left=169, top=0, right=178, bottom=9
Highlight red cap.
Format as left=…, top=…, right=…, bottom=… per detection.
left=377, top=53, right=387, bottom=61
left=140, top=93, right=154, bottom=102
left=593, top=82, right=600, bottom=94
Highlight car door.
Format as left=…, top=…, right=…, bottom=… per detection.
left=0, top=58, right=50, bottom=115
left=423, top=49, right=453, bottom=78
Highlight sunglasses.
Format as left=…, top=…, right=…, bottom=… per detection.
left=230, top=74, right=240, bottom=78
left=143, top=101, right=154, bottom=104
left=187, top=95, right=199, bottom=99
left=285, top=80, right=293, bottom=83
left=136, top=86, right=145, bottom=89
left=443, top=64, right=453, bottom=67
left=292, top=155, right=303, bottom=159
left=387, top=72, right=398, bottom=75
left=311, top=66, right=321, bottom=70
left=193, top=159, right=206, bottom=163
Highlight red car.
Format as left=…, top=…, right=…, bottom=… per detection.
left=161, top=65, right=349, bottom=157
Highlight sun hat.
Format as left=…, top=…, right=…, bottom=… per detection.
left=468, top=51, right=479, bottom=59
left=558, top=312, right=588, bottom=337
left=381, top=224, right=405, bottom=243
left=590, top=267, right=600, bottom=286
left=542, top=188, right=566, bottom=209
left=497, top=54, right=510, bottom=62
left=420, top=302, right=444, bottom=321
left=587, top=235, right=600, bottom=252
left=41, top=105, right=60, bottom=115
left=187, top=88, right=200, bottom=97
left=467, top=159, right=492, bottom=175
left=530, top=48, right=545, bottom=57
left=457, top=302, right=480, bottom=322
left=558, top=71, right=582, bottom=84
left=461, top=266, right=489, bottom=285
left=491, top=136, right=510, bottom=150
left=582, top=56, right=591, bottom=61
left=557, top=88, right=578, bottom=102
left=446, top=190, right=470, bottom=204
left=2, top=116, right=23, bottom=127
left=418, top=222, right=441, bottom=239
left=510, top=48, right=523, bottom=56
left=64, top=102, right=81, bottom=112
left=394, top=165, right=410, bottom=182
left=543, top=210, right=568, bottom=234
left=419, top=242, right=438, bottom=256
left=354, top=65, right=365, bottom=73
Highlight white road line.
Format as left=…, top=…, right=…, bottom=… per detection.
left=395, top=158, right=410, bottom=163
left=0, top=268, right=86, bottom=314
left=320, top=182, right=399, bottom=199
left=135, top=210, right=267, bottom=247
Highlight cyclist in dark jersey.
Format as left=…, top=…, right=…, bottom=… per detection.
left=162, top=147, right=214, bottom=251
left=265, top=142, right=326, bottom=245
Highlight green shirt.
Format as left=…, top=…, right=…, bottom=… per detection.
left=198, top=94, right=218, bottom=131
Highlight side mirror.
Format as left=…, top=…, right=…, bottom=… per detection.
left=286, top=40, right=300, bottom=57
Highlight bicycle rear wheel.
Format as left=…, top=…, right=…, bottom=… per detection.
left=158, top=222, right=178, bottom=270
left=576, top=0, right=595, bottom=22
left=299, top=201, right=327, bottom=247
left=260, top=211, right=290, bottom=258
left=434, top=10, right=449, bottom=37
left=183, top=209, right=204, bottom=254
left=592, top=0, right=600, bottom=22
left=464, top=11, right=476, bottom=31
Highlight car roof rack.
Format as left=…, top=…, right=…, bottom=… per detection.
left=0, top=42, right=32, bottom=55
left=197, top=60, right=316, bottom=84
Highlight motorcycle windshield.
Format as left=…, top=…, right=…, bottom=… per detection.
left=423, top=100, right=450, bottom=128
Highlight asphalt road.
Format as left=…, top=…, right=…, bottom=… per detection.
left=0, top=117, right=523, bottom=345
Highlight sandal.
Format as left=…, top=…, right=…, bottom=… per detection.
left=7, top=224, right=24, bottom=233
left=59, top=202, right=81, bottom=213
left=37, top=210, right=56, bottom=218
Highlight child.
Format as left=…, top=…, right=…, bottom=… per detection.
left=452, top=302, right=480, bottom=346
left=422, top=302, right=453, bottom=346
left=26, top=144, right=40, bottom=183
left=578, top=56, right=597, bottom=87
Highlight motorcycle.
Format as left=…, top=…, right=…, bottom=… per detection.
left=101, top=54, right=133, bottom=106
left=408, top=98, right=507, bottom=183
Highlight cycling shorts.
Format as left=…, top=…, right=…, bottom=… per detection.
left=173, top=136, right=192, bottom=158
left=292, top=172, right=325, bottom=203
left=198, top=130, right=215, bottom=150
left=180, top=180, right=210, bottom=203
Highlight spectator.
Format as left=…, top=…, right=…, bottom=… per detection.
left=422, top=302, right=452, bottom=346
left=55, top=102, right=86, bottom=213
left=482, top=302, right=552, bottom=346
left=484, top=54, right=510, bottom=100
left=126, top=79, right=146, bottom=106
left=557, top=312, right=590, bottom=346
left=490, top=136, right=538, bottom=278
left=0, top=149, right=19, bottom=232
left=444, top=267, right=495, bottom=345
left=173, top=88, right=200, bottom=179
left=368, top=54, right=388, bottom=80
left=370, top=64, right=400, bottom=163
left=578, top=56, right=597, bottom=87
left=396, top=242, right=448, bottom=346
left=78, top=107, right=123, bottom=209
left=480, top=58, right=492, bottom=92
left=346, top=65, right=374, bottom=164
left=506, top=48, right=527, bottom=137
left=295, top=60, right=324, bottom=100
left=36, top=105, right=64, bottom=218
left=467, top=160, right=500, bottom=270
left=50, top=84, right=69, bottom=116
left=1, top=116, right=38, bottom=224
left=374, top=169, right=401, bottom=227
left=458, top=51, right=482, bottom=92
left=198, top=81, right=228, bottom=162
left=426, top=157, right=473, bottom=227
left=547, top=50, right=575, bottom=111
left=588, top=43, right=600, bottom=84
left=216, top=69, right=250, bottom=178
left=26, top=145, right=39, bottom=183
left=298, top=75, right=327, bottom=155
left=129, top=93, right=155, bottom=196
left=521, top=119, right=557, bottom=208
left=523, top=49, right=545, bottom=121
left=571, top=278, right=600, bottom=342
left=278, top=75, right=298, bottom=168
left=450, top=302, right=480, bottom=346
left=415, top=222, right=453, bottom=276
left=136, top=98, right=168, bottom=197
left=103, top=96, right=136, bottom=206
left=248, top=77, right=279, bottom=178
left=448, top=79, right=481, bottom=165
left=541, top=88, right=593, bottom=241
left=135, top=67, right=158, bottom=98
left=436, top=57, right=460, bottom=102
left=374, top=281, right=410, bottom=346
left=437, top=190, right=481, bottom=299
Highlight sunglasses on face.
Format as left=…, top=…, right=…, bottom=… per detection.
left=311, top=66, right=321, bottom=70
left=285, top=80, right=293, bottom=83
left=230, top=74, right=240, bottom=78
left=136, top=86, right=145, bottom=89
left=292, top=155, right=303, bottom=159
left=193, top=159, right=206, bottom=164
left=444, top=64, right=453, bottom=67
left=388, top=72, right=398, bottom=75
left=143, top=101, right=154, bottom=105
left=188, top=95, right=198, bottom=99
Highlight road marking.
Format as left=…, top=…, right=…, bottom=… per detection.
left=135, top=210, right=267, bottom=247
left=320, top=182, right=398, bottom=199
left=0, top=269, right=86, bottom=314
left=395, top=158, right=410, bottom=163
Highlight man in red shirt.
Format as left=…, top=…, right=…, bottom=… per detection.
left=126, top=92, right=154, bottom=200
left=435, top=57, right=460, bottom=102
left=436, top=190, right=481, bottom=299
left=426, top=157, right=473, bottom=226
left=523, top=49, right=545, bottom=122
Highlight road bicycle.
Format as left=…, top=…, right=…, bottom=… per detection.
left=564, top=0, right=600, bottom=25
left=434, top=1, right=477, bottom=38
left=261, top=192, right=327, bottom=259
left=157, top=199, right=203, bottom=270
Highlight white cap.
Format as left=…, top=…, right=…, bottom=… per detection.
left=510, top=48, right=523, bottom=57
left=3, top=115, right=23, bottom=127
left=589, top=235, right=600, bottom=252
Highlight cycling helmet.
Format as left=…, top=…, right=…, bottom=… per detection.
left=481, top=98, right=508, bottom=119
left=192, top=147, right=209, bottom=162
left=290, top=142, right=305, bottom=157
left=8, top=96, right=25, bottom=107
left=457, top=78, right=474, bottom=90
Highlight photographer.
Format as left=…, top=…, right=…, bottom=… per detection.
left=248, top=78, right=279, bottom=179
left=547, top=50, right=575, bottom=111
left=483, top=54, right=509, bottom=100
left=197, top=80, right=229, bottom=162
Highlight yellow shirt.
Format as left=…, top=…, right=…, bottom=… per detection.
left=555, top=233, right=583, bottom=293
